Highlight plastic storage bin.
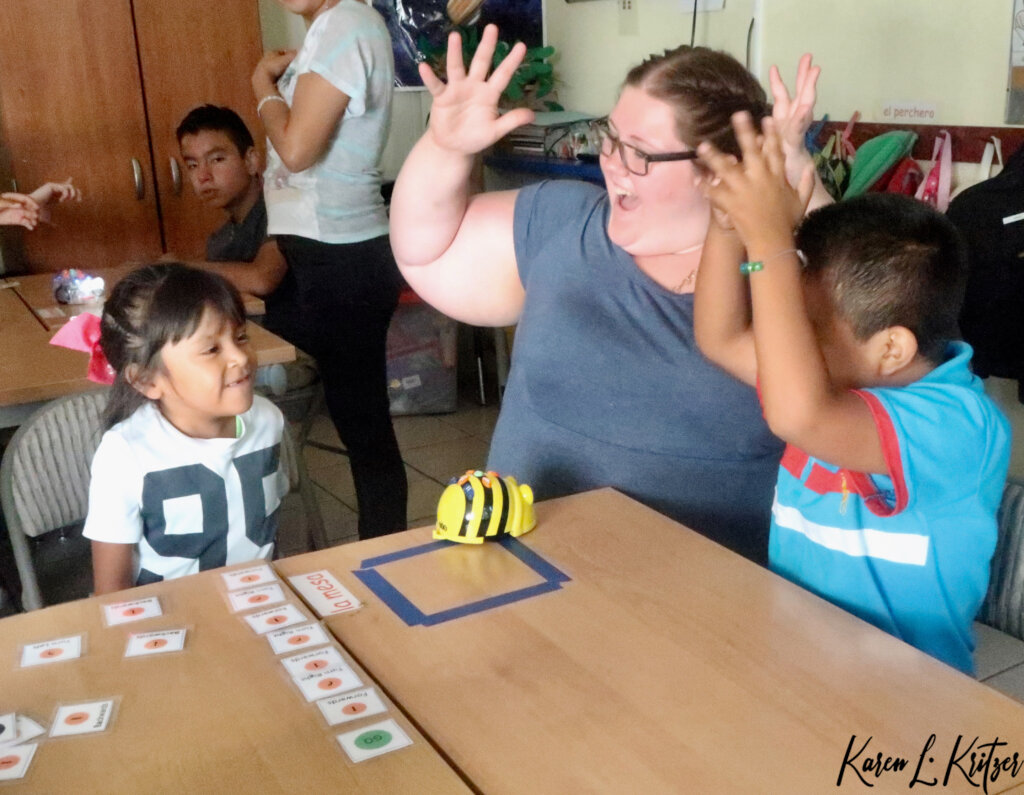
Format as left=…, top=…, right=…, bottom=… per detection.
left=386, top=289, right=458, bottom=415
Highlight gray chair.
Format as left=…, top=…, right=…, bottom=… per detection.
left=978, top=478, right=1024, bottom=639
left=0, top=389, right=325, bottom=612
left=0, top=389, right=108, bottom=610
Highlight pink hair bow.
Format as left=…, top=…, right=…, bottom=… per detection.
left=49, top=312, right=116, bottom=385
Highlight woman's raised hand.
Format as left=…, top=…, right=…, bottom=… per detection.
left=420, top=24, right=536, bottom=155
left=769, top=54, right=820, bottom=185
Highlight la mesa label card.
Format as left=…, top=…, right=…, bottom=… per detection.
left=103, top=596, right=162, bottom=626
left=20, top=635, right=83, bottom=667
left=221, top=563, right=276, bottom=591
left=227, top=583, right=286, bottom=613
left=287, top=570, right=361, bottom=617
left=125, top=629, right=187, bottom=657
left=266, top=622, right=331, bottom=655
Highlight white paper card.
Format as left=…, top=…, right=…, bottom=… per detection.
left=317, top=687, right=388, bottom=726
left=0, top=715, right=14, bottom=746
left=49, top=700, right=114, bottom=736
left=0, top=743, right=38, bottom=781
left=287, top=570, right=361, bottom=617
left=21, top=635, right=83, bottom=667
left=281, top=646, right=346, bottom=679
left=10, top=717, right=45, bottom=747
left=221, top=564, right=276, bottom=591
left=337, top=719, right=412, bottom=763
left=125, top=629, right=187, bottom=657
left=266, top=622, right=331, bottom=655
left=103, top=596, right=162, bottom=626
left=243, top=603, right=306, bottom=634
left=228, top=583, right=286, bottom=613
left=295, top=664, right=363, bottom=703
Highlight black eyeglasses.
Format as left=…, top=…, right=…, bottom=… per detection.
left=590, top=117, right=699, bottom=176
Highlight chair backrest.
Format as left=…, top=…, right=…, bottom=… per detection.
left=0, top=389, right=109, bottom=540
left=979, top=478, right=1024, bottom=639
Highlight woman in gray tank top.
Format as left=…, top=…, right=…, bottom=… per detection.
left=389, top=25, right=829, bottom=563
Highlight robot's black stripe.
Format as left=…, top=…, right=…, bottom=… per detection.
left=478, top=482, right=494, bottom=534
left=496, top=477, right=510, bottom=535
left=460, top=478, right=494, bottom=537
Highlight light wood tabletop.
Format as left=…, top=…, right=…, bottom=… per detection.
left=0, top=277, right=292, bottom=422
left=273, top=488, right=1024, bottom=795
left=0, top=563, right=471, bottom=793
left=11, top=264, right=265, bottom=331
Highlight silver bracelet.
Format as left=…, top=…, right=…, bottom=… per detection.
left=257, top=94, right=288, bottom=116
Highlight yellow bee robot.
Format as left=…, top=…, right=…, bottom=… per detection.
left=434, top=470, right=537, bottom=544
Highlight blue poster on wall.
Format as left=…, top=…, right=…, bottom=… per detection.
left=372, top=0, right=544, bottom=88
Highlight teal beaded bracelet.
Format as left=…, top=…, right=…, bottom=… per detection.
left=740, top=248, right=799, bottom=276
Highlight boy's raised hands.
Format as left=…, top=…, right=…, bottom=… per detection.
left=698, top=113, right=814, bottom=256
left=420, top=24, right=536, bottom=155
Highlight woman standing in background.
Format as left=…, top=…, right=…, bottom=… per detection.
left=253, top=0, right=406, bottom=539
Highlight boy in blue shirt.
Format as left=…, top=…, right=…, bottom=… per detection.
left=694, top=113, right=1010, bottom=675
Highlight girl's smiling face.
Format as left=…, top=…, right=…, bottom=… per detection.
left=601, top=85, right=710, bottom=257
left=137, top=306, right=256, bottom=439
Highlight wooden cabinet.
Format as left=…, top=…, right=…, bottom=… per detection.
left=0, top=0, right=263, bottom=273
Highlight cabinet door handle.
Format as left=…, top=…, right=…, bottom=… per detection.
left=131, top=157, right=144, bottom=200
left=170, top=157, right=182, bottom=196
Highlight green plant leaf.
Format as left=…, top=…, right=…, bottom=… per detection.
left=526, top=45, right=555, bottom=61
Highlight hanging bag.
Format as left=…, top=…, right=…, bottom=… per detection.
left=813, top=112, right=858, bottom=201
left=844, top=130, right=917, bottom=198
left=915, top=130, right=953, bottom=211
left=950, top=135, right=1003, bottom=201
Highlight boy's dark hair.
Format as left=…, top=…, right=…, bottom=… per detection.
left=796, top=193, right=967, bottom=364
left=623, top=45, right=768, bottom=159
left=100, top=263, right=246, bottom=429
left=175, top=104, right=254, bottom=156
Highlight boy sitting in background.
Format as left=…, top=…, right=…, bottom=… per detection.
left=175, top=104, right=302, bottom=350
left=694, top=113, right=1010, bottom=675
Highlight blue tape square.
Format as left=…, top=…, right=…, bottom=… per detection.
left=352, top=536, right=571, bottom=627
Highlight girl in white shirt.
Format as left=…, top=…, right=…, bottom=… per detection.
left=84, top=264, right=287, bottom=595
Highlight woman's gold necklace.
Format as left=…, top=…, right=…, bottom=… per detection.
left=670, top=241, right=703, bottom=293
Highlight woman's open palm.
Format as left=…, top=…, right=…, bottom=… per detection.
left=420, top=24, right=536, bottom=155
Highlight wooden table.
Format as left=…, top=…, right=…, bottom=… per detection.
left=11, top=264, right=265, bottom=330
left=0, top=563, right=470, bottom=793
left=274, top=489, right=1024, bottom=794
left=0, top=271, right=291, bottom=427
